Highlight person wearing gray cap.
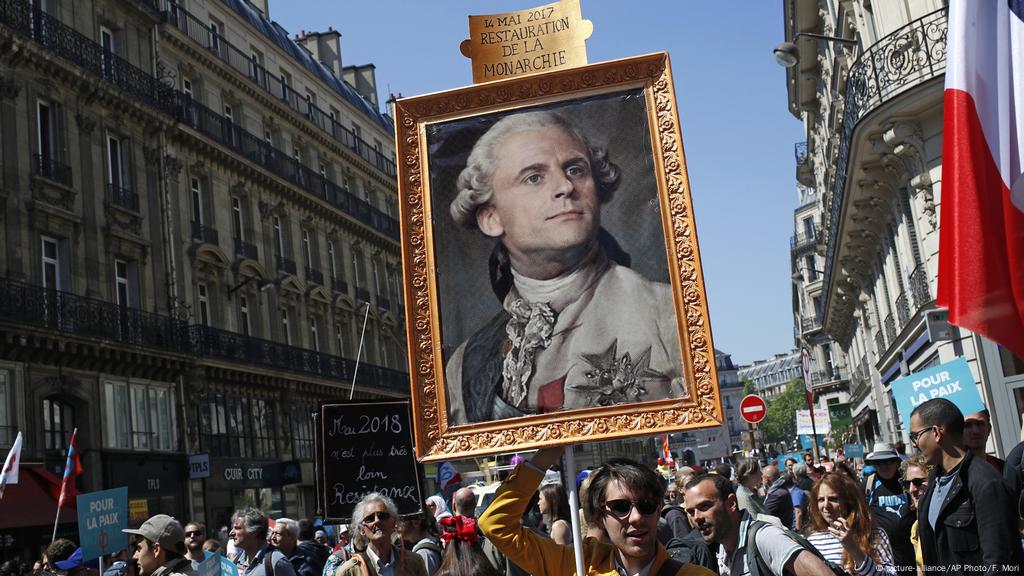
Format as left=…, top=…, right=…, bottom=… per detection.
left=862, top=442, right=915, bottom=573
left=122, top=514, right=195, bottom=576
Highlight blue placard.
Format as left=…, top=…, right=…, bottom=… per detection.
left=196, top=552, right=220, bottom=576
left=890, top=357, right=984, bottom=427
left=799, top=435, right=825, bottom=451
left=776, top=452, right=805, bottom=469
left=843, top=443, right=865, bottom=458
left=219, top=554, right=239, bottom=576
left=76, top=487, right=128, bottom=561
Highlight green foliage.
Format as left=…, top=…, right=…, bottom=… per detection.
left=742, top=377, right=755, bottom=398
left=760, top=379, right=807, bottom=446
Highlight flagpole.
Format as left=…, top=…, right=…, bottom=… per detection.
left=349, top=301, right=371, bottom=400
left=52, top=427, right=78, bottom=542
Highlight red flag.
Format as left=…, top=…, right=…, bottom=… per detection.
left=937, top=1, right=1024, bottom=360
left=57, top=429, right=82, bottom=508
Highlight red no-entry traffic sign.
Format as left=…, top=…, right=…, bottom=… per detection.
left=740, top=394, right=767, bottom=424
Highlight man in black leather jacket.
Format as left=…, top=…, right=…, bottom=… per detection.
left=912, top=398, right=1022, bottom=573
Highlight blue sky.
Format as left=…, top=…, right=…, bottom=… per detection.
left=273, top=1, right=805, bottom=365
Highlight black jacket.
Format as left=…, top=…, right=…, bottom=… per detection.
left=917, top=450, right=1023, bottom=574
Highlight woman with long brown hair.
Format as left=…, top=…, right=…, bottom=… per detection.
left=538, top=483, right=572, bottom=545
left=805, top=472, right=896, bottom=575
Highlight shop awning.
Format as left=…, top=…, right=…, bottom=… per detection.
left=0, top=466, right=78, bottom=529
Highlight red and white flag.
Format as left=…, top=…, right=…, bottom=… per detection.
left=0, top=431, right=23, bottom=500
left=938, top=0, right=1024, bottom=360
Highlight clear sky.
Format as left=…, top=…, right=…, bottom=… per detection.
left=273, top=1, right=806, bottom=366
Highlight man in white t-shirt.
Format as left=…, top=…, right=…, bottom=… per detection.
left=682, top=473, right=835, bottom=576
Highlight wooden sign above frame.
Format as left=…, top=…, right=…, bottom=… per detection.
left=393, top=53, right=723, bottom=461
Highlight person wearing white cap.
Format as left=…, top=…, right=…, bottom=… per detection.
left=122, top=514, right=194, bottom=576
left=862, top=442, right=915, bottom=573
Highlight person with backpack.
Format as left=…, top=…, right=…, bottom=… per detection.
left=762, top=465, right=796, bottom=531
left=860, top=443, right=915, bottom=573
left=804, top=473, right=895, bottom=574
left=479, top=446, right=714, bottom=576
left=327, top=493, right=427, bottom=576
left=682, top=472, right=839, bottom=575
left=230, top=508, right=297, bottom=576
left=660, top=476, right=693, bottom=545
left=401, top=511, right=443, bottom=576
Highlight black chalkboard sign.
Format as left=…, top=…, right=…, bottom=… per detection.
left=318, top=400, right=424, bottom=523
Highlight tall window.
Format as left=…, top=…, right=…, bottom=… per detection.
left=114, top=259, right=137, bottom=308
left=200, top=394, right=275, bottom=459
left=41, top=235, right=64, bottom=291
left=37, top=100, right=56, bottom=160
left=182, top=77, right=194, bottom=99
left=802, top=217, right=814, bottom=240
left=804, top=255, right=817, bottom=281
left=238, top=295, right=251, bottom=336
left=197, top=283, right=210, bottom=326
left=302, top=229, right=313, bottom=268
left=106, top=133, right=128, bottom=192
left=310, top=316, right=320, bottom=352
left=208, top=20, right=221, bottom=55
left=103, top=380, right=176, bottom=451
left=0, top=370, right=10, bottom=448
left=292, top=402, right=315, bottom=459
left=43, top=398, right=74, bottom=451
left=249, top=49, right=264, bottom=85
left=335, top=322, right=346, bottom=357
left=327, top=240, right=338, bottom=282
left=281, top=308, right=291, bottom=345
left=99, top=26, right=116, bottom=81
left=231, top=196, right=245, bottom=241
left=190, top=178, right=203, bottom=225
left=272, top=216, right=284, bottom=258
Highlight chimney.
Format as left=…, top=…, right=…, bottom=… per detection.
left=342, top=64, right=378, bottom=109
left=296, top=28, right=343, bottom=79
left=249, top=0, right=269, bottom=18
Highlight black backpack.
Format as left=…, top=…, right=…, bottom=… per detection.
left=664, top=530, right=716, bottom=573
left=745, top=519, right=846, bottom=576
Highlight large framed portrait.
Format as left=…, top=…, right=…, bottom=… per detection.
left=394, top=52, right=722, bottom=461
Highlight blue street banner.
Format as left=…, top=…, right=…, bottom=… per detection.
left=76, top=487, right=128, bottom=561
left=799, top=435, right=826, bottom=451
left=196, top=552, right=220, bottom=576
left=843, top=443, right=865, bottom=458
left=219, top=554, right=239, bottom=576
left=776, top=452, right=805, bottom=468
left=890, top=357, right=985, bottom=427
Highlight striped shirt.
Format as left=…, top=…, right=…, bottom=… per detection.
left=806, top=527, right=896, bottom=575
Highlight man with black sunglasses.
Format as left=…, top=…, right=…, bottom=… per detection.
left=327, top=493, right=426, bottom=576
left=183, top=522, right=207, bottom=570
left=479, top=446, right=713, bottom=575
left=911, top=398, right=1022, bottom=572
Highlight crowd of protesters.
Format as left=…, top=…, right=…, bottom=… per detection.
left=9, top=398, right=1024, bottom=576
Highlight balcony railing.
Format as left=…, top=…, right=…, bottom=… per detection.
left=107, top=184, right=139, bottom=212
left=0, top=0, right=400, bottom=242
left=0, top=276, right=410, bottom=393
left=790, top=227, right=817, bottom=251
left=874, top=330, right=886, bottom=355
left=801, top=316, right=822, bottom=332
left=895, top=290, right=912, bottom=328
left=191, top=221, right=219, bottom=245
left=909, top=265, right=931, bottom=309
left=305, top=266, right=324, bottom=285
left=884, top=313, right=897, bottom=343
left=32, top=154, right=72, bottom=187
left=191, top=324, right=408, bottom=393
left=234, top=238, right=258, bottom=260
left=0, top=277, right=192, bottom=352
left=811, top=367, right=848, bottom=386
left=276, top=256, right=297, bottom=276
left=159, top=2, right=396, bottom=179
left=820, top=8, right=947, bottom=320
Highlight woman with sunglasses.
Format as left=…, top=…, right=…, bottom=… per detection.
left=326, top=493, right=427, bottom=576
left=899, top=455, right=930, bottom=576
left=805, top=473, right=896, bottom=575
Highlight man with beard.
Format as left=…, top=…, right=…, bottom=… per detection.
left=963, top=409, right=1005, bottom=473
left=861, top=443, right=915, bottom=572
left=479, top=446, right=713, bottom=575
left=183, top=522, right=207, bottom=570
left=327, top=493, right=426, bottom=576
left=682, top=473, right=835, bottom=576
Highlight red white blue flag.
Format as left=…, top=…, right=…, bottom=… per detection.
left=57, top=428, right=82, bottom=508
left=938, top=0, right=1024, bottom=360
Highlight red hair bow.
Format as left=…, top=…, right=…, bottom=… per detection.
left=439, top=514, right=479, bottom=545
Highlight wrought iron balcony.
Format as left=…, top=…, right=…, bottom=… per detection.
left=909, top=265, right=931, bottom=309
left=811, top=367, right=848, bottom=387
left=884, top=313, right=897, bottom=343
left=801, top=316, right=822, bottom=332
left=159, top=1, right=396, bottom=179
left=0, top=277, right=191, bottom=353
left=32, top=154, right=72, bottom=187
left=234, top=238, right=258, bottom=260
left=276, top=256, right=297, bottom=276
left=190, top=324, right=408, bottom=392
left=790, top=227, right=817, bottom=251
left=107, top=184, right=138, bottom=212
left=820, top=8, right=947, bottom=319
left=305, top=266, right=324, bottom=285
left=191, top=221, right=219, bottom=245
left=874, top=330, right=886, bottom=355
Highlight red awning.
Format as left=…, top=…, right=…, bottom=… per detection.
left=0, top=466, right=78, bottom=529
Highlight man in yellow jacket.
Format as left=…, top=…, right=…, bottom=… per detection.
left=479, top=446, right=713, bottom=576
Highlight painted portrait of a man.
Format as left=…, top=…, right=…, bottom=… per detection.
left=428, top=92, right=688, bottom=427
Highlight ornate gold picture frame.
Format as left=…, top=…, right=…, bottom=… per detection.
left=394, top=52, right=722, bottom=461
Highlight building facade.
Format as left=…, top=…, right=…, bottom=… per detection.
left=0, top=0, right=406, bottom=558
left=781, top=0, right=1024, bottom=452
left=738, top=350, right=802, bottom=401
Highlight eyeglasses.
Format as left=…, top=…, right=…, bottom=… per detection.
left=185, top=531, right=205, bottom=537
left=361, top=511, right=392, bottom=525
left=900, top=478, right=928, bottom=489
left=909, top=426, right=936, bottom=446
left=602, top=499, right=659, bottom=519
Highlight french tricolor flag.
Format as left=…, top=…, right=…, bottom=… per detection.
left=938, top=0, right=1024, bottom=360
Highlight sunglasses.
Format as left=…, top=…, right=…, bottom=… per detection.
left=185, top=531, right=205, bottom=537
left=602, top=499, right=659, bottom=519
left=901, top=478, right=928, bottom=489
left=361, top=511, right=392, bottom=525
